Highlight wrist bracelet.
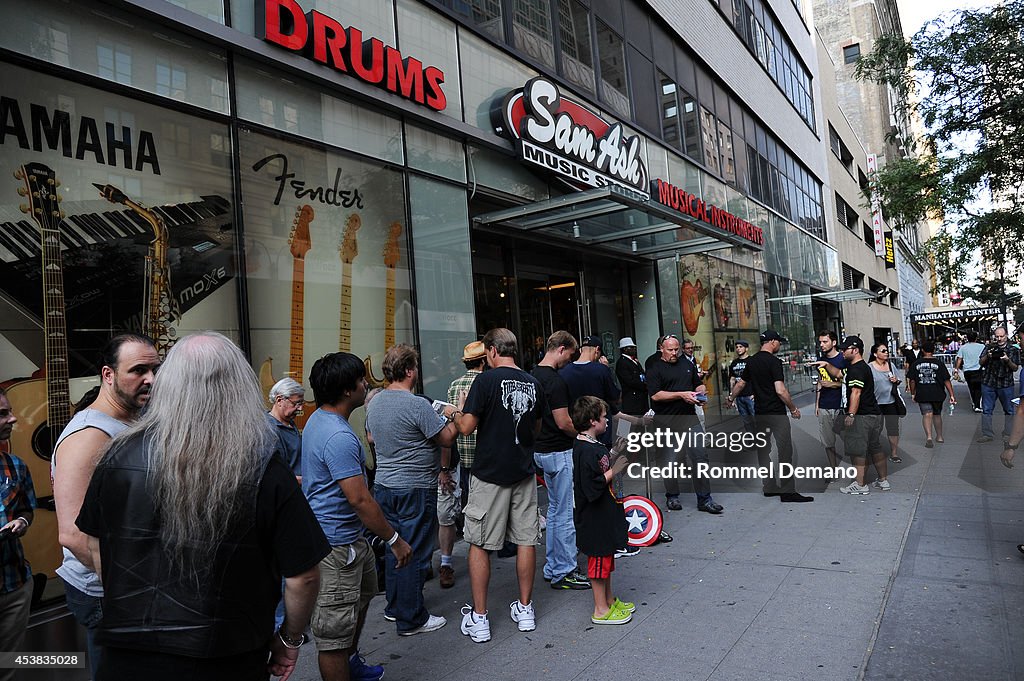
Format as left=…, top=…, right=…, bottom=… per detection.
left=277, top=629, right=303, bottom=649
left=15, top=516, right=29, bottom=528
left=387, top=531, right=400, bottom=547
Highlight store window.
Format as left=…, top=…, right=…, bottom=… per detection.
left=558, top=0, right=595, bottom=92
left=235, top=59, right=405, bottom=165
left=460, top=33, right=540, bottom=131
left=512, top=0, right=556, bottom=69
left=1, top=0, right=230, bottom=113
left=239, top=130, right=414, bottom=400
left=700, top=107, right=720, bottom=174
left=397, top=0, right=464, bottom=120
left=408, top=176, right=475, bottom=399
left=406, top=124, right=467, bottom=183
left=659, top=74, right=681, bottom=149
left=596, top=20, right=630, bottom=119
left=1, top=64, right=239, bottom=601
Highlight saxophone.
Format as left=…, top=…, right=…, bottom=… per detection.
left=94, top=184, right=181, bottom=354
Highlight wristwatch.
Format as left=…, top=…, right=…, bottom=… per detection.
left=1006, top=442, right=1020, bottom=451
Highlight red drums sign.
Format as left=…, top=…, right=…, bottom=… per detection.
left=258, top=0, right=447, bottom=112
left=494, top=77, right=649, bottom=199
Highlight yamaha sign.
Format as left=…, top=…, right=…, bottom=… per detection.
left=493, top=77, right=649, bottom=199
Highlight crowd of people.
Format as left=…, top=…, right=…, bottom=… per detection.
left=0, top=324, right=1022, bottom=681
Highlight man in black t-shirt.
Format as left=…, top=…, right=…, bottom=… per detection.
left=907, top=340, right=955, bottom=448
left=727, top=340, right=755, bottom=432
left=531, top=331, right=590, bottom=590
left=727, top=330, right=813, bottom=503
left=837, top=336, right=888, bottom=495
left=647, top=336, right=723, bottom=514
left=452, top=328, right=546, bottom=643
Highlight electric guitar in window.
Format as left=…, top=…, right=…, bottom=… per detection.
left=259, top=205, right=313, bottom=410
left=3, top=162, right=72, bottom=578
left=364, top=222, right=402, bottom=389
left=338, top=214, right=361, bottom=353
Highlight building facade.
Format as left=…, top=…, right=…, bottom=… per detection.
left=816, top=32, right=901, bottom=346
left=813, top=0, right=929, bottom=346
left=2, top=0, right=850, bottom=602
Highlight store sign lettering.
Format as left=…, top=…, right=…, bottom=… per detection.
left=253, top=153, right=365, bottom=209
left=494, top=77, right=649, bottom=198
left=653, top=179, right=765, bottom=246
left=0, top=97, right=161, bottom=174
left=258, top=0, right=447, bottom=112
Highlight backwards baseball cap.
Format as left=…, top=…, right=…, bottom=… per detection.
left=462, top=341, right=486, bottom=361
left=735, top=339, right=750, bottom=347
left=581, top=335, right=602, bottom=348
left=618, top=337, right=637, bottom=349
left=759, top=329, right=788, bottom=344
left=839, top=336, right=864, bottom=351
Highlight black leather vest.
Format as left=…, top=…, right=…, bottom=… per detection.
left=93, top=433, right=278, bottom=658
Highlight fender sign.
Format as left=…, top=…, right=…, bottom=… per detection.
left=493, top=77, right=649, bottom=198
left=257, top=0, right=447, bottom=112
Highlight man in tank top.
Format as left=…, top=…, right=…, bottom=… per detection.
left=52, top=333, right=160, bottom=678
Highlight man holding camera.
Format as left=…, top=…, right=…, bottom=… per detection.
left=977, top=327, right=1021, bottom=444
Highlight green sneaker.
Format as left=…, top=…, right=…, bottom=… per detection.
left=591, top=607, right=632, bottom=625
left=612, top=598, right=636, bottom=613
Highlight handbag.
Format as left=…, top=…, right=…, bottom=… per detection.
left=892, top=383, right=907, bottom=417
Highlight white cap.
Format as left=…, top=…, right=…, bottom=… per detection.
left=618, top=337, right=636, bottom=349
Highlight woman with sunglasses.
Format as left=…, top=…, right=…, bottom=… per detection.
left=868, top=343, right=904, bottom=466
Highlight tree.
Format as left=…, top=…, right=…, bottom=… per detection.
left=854, top=1, right=1024, bottom=311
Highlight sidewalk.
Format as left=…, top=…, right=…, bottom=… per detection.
left=289, top=383, right=1022, bottom=681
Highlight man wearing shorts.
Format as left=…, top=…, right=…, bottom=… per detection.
left=837, top=337, right=887, bottom=495
left=907, top=340, right=955, bottom=448
left=813, top=331, right=847, bottom=473
left=303, top=352, right=413, bottom=681
left=450, top=328, right=545, bottom=643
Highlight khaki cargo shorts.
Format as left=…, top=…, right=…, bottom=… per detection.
left=818, top=409, right=842, bottom=448
left=311, top=538, right=378, bottom=651
left=437, top=466, right=462, bottom=527
left=463, top=474, right=540, bottom=551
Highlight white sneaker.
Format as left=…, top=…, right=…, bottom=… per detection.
left=510, top=599, right=536, bottom=632
left=840, top=482, right=870, bottom=495
left=460, top=605, right=491, bottom=643
left=399, top=613, right=446, bottom=636
left=872, top=479, right=891, bottom=491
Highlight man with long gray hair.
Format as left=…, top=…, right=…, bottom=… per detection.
left=75, top=332, right=330, bottom=680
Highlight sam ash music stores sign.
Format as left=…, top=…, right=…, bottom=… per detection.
left=494, top=78, right=764, bottom=248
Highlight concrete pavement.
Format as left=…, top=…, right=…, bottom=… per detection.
left=289, top=382, right=1023, bottom=681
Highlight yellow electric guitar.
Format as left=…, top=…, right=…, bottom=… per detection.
left=364, top=222, right=402, bottom=388
left=338, top=214, right=361, bottom=353
left=259, top=205, right=313, bottom=413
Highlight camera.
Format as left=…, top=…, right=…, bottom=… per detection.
left=990, top=347, right=1005, bottom=359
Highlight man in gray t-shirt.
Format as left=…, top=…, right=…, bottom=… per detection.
left=364, top=345, right=457, bottom=636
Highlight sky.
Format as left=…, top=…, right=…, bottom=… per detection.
left=898, top=0, right=993, bottom=37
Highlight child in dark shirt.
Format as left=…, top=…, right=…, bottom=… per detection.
left=571, top=396, right=634, bottom=625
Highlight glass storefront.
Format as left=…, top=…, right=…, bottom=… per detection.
left=0, top=0, right=840, bottom=609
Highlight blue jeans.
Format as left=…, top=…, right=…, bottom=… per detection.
left=373, top=485, right=437, bottom=633
left=274, top=578, right=286, bottom=630
left=736, top=396, right=756, bottom=432
left=534, top=449, right=578, bottom=582
left=63, top=580, right=102, bottom=679
left=981, top=384, right=1016, bottom=437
